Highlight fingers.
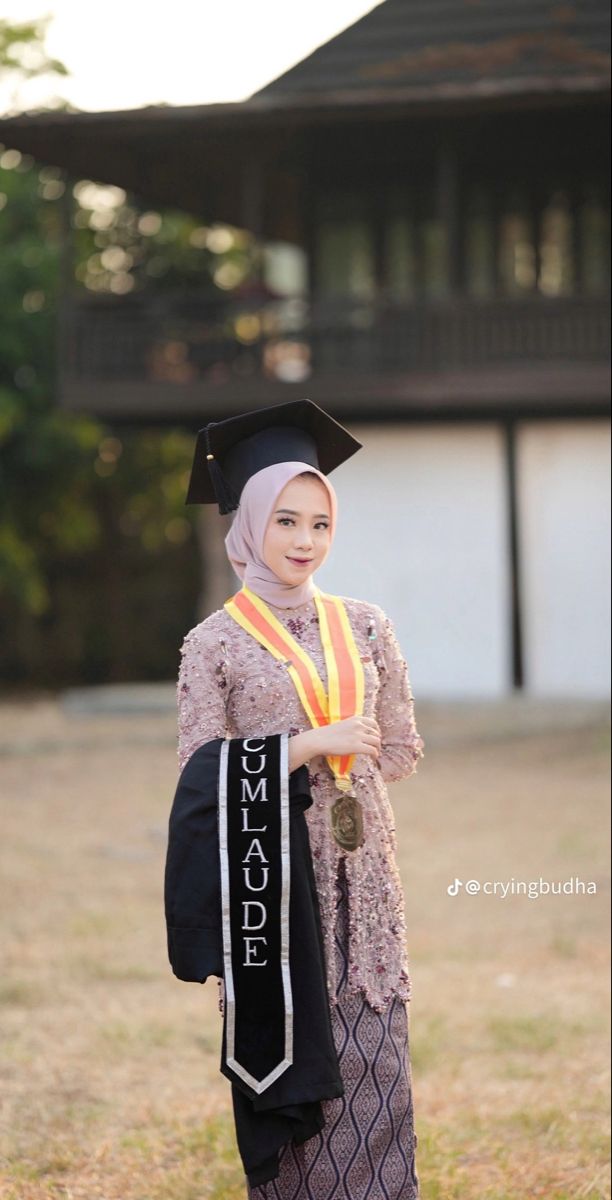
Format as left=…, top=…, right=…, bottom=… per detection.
left=363, top=742, right=382, bottom=760
left=358, top=715, right=380, bottom=733
left=361, top=728, right=381, bottom=745
left=360, top=731, right=382, bottom=758
left=329, top=715, right=382, bottom=759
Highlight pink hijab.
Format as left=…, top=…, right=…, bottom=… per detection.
left=224, top=461, right=338, bottom=608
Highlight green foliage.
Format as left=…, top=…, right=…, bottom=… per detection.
left=0, top=148, right=101, bottom=610
left=0, top=16, right=265, bottom=687
left=0, top=15, right=69, bottom=98
left=0, top=24, right=204, bottom=685
left=70, top=178, right=258, bottom=296
left=0, top=149, right=201, bottom=682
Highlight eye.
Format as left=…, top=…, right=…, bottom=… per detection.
left=276, top=518, right=329, bottom=529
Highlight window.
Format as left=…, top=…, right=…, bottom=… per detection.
left=421, top=214, right=450, bottom=300
left=465, top=184, right=496, bottom=298
left=580, top=184, right=610, bottom=295
left=498, top=189, right=536, bottom=295
left=539, top=189, right=574, bottom=297
left=314, top=193, right=375, bottom=299
left=384, top=209, right=417, bottom=300
left=382, top=183, right=450, bottom=300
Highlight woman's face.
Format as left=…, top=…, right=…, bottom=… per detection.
left=262, top=473, right=332, bottom=585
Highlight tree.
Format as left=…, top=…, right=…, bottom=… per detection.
left=0, top=15, right=69, bottom=116
left=0, top=19, right=256, bottom=686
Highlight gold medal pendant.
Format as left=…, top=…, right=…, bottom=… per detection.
left=331, top=790, right=364, bottom=853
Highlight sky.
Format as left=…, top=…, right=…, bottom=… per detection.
left=1, top=0, right=382, bottom=114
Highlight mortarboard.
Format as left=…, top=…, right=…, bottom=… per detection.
left=185, top=399, right=363, bottom=513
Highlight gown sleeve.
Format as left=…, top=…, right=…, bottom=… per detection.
left=372, top=605, right=425, bottom=784
left=176, top=622, right=230, bottom=773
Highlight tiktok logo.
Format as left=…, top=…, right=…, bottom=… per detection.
left=447, top=878, right=463, bottom=896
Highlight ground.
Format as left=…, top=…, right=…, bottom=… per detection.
left=0, top=694, right=609, bottom=1200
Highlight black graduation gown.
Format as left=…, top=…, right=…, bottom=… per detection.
left=164, top=734, right=343, bottom=1186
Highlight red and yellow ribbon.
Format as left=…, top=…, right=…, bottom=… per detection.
left=224, top=584, right=365, bottom=791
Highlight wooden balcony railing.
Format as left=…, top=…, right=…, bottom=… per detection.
left=62, top=292, right=611, bottom=386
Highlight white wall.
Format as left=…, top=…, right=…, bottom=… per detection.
left=316, top=423, right=511, bottom=698
left=516, top=420, right=611, bottom=698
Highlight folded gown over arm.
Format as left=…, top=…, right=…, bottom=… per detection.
left=164, top=732, right=344, bottom=1187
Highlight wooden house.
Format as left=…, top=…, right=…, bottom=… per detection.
left=1, top=0, right=610, bottom=696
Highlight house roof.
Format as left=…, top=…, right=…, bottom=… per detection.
left=253, top=0, right=610, bottom=99
left=0, top=0, right=608, bottom=231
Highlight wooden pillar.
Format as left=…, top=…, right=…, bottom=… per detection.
left=241, top=155, right=265, bottom=291
left=302, top=141, right=317, bottom=297
left=570, top=180, right=584, bottom=294
left=57, top=172, right=75, bottom=390
left=371, top=183, right=386, bottom=294
left=490, top=179, right=503, bottom=298
left=241, top=155, right=264, bottom=238
left=195, top=506, right=236, bottom=620
left=412, top=182, right=424, bottom=298
left=503, top=419, right=524, bottom=690
left=435, top=142, right=461, bottom=295
left=530, top=183, right=544, bottom=295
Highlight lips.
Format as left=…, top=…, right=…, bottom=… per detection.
left=287, top=557, right=313, bottom=565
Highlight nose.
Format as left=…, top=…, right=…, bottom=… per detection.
left=294, top=525, right=314, bottom=551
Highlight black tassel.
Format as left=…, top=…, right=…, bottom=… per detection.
left=205, top=426, right=241, bottom=514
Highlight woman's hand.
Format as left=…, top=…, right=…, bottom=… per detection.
left=288, top=716, right=382, bottom=772
left=313, top=715, right=382, bottom=761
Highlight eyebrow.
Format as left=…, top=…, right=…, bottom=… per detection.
left=274, top=508, right=330, bottom=519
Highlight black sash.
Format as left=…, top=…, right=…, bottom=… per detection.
left=218, top=733, right=292, bottom=1094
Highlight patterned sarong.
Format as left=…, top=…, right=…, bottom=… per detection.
left=247, top=859, right=420, bottom=1200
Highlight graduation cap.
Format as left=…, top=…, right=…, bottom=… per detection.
left=186, top=399, right=363, bottom=513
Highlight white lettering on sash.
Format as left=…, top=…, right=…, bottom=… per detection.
left=241, top=754, right=266, bottom=774
left=242, top=838, right=268, bottom=863
left=241, top=809, right=267, bottom=833
left=239, top=738, right=273, bottom=969
left=243, top=936, right=268, bottom=966
left=241, top=777, right=269, bottom=803
left=243, top=866, right=269, bottom=892
left=242, top=901, right=267, bottom=930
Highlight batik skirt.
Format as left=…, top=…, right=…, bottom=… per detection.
left=247, top=859, right=420, bottom=1200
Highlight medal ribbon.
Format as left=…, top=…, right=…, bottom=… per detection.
left=224, top=585, right=365, bottom=792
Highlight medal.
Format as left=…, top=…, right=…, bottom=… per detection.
left=225, top=585, right=367, bottom=852
left=331, top=789, right=364, bottom=853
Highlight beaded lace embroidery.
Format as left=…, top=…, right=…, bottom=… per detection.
left=177, top=595, right=424, bottom=1012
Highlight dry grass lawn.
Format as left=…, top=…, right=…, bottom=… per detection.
left=0, top=696, right=609, bottom=1200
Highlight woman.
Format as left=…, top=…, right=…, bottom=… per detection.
left=177, top=400, right=425, bottom=1199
